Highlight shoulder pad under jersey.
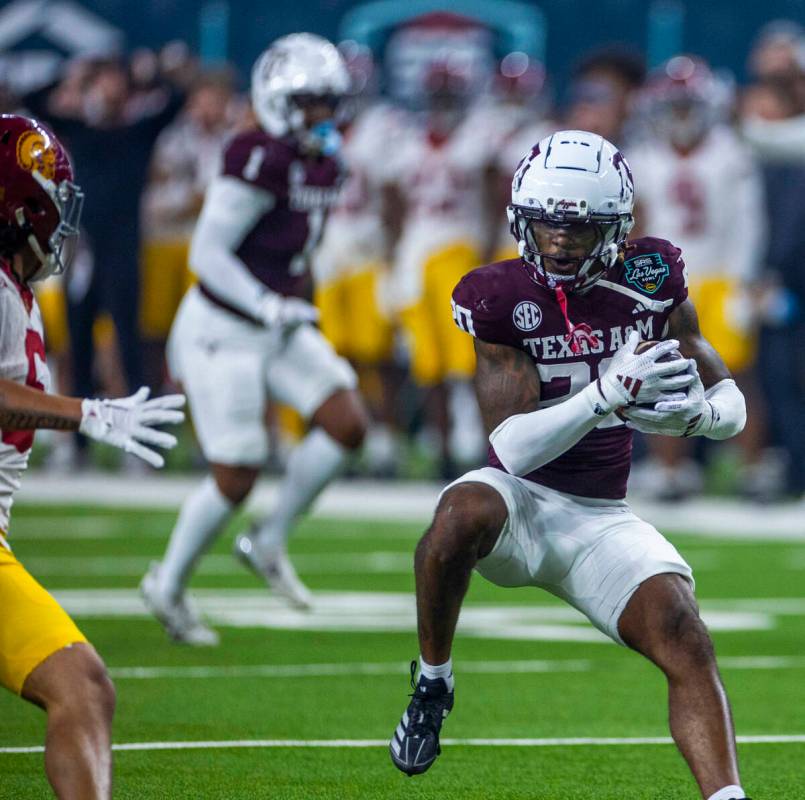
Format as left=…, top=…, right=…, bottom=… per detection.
left=451, top=259, right=531, bottom=347
left=615, top=236, right=688, bottom=310
left=222, top=129, right=294, bottom=196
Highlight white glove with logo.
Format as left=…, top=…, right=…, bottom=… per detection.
left=79, top=387, right=186, bottom=468
left=257, top=292, right=319, bottom=329
left=621, top=364, right=709, bottom=437
left=596, top=331, right=695, bottom=411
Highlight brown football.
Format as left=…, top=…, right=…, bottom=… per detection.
left=634, top=339, right=685, bottom=363
left=614, top=339, right=686, bottom=421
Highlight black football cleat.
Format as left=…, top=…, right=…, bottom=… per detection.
left=390, top=660, right=454, bottom=776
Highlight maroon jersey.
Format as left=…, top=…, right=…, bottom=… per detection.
left=222, top=129, right=343, bottom=298
left=452, top=237, right=689, bottom=499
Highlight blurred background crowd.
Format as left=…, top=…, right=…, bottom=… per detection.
left=1, top=0, right=804, bottom=502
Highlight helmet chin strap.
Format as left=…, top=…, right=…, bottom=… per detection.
left=601, top=242, right=619, bottom=266
left=519, top=235, right=618, bottom=355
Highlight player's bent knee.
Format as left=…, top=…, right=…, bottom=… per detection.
left=422, top=483, right=507, bottom=562
left=312, top=389, right=370, bottom=450
left=210, top=464, right=259, bottom=506
left=82, top=651, right=116, bottom=715
left=338, top=412, right=368, bottom=451
left=660, top=605, right=716, bottom=671
left=64, top=665, right=115, bottom=729
left=23, top=643, right=115, bottom=723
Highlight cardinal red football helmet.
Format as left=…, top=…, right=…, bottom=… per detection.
left=0, top=114, right=83, bottom=281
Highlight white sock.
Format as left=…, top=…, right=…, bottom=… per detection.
left=253, top=428, right=347, bottom=557
left=158, top=476, right=235, bottom=601
left=420, top=656, right=454, bottom=691
left=707, top=786, right=746, bottom=800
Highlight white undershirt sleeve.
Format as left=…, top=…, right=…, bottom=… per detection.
left=188, top=175, right=277, bottom=320
left=489, top=381, right=613, bottom=477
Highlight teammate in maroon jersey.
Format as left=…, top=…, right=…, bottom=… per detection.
left=390, top=131, right=751, bottom=800
left=0, top=115, right=184, bottom=800
left=141, top=34, right=369, bottom=645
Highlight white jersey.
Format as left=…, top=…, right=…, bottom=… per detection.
left=628, top=126, right=766, bottom=283
left=396, top=106, right=500, bottom=244
left=390, top=106, right=500, bottom=307
left=0, top=263, right=51, bottom=536
left=316, top=103, right=407, bottom=283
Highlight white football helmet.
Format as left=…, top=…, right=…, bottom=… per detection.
left=251, top=33, right=350, bottom=139
left=640, top=55, right=727, bottom=150
left=508, top=130, right=634, bottom=292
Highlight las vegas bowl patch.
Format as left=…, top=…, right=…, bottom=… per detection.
left=624, top=252, right=669, bottom=295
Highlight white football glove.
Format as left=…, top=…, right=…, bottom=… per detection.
left=597, top=331, right=695, bottom=411
left=79, top=387, right=186, bottom=468
left=622, top=363, right=708, bottom=437
left=257, top=292, right=319, bottom=329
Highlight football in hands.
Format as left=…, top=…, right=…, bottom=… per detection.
left=614, top=339, right=688, bottom=421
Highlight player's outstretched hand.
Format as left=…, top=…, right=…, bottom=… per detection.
left=598, top=331, right=695, bottom=409
left=79, top=387, right=186, bottom=468
left=622, top=363, right=707, bottom=437
left=258, top=293, right=319, bottom=329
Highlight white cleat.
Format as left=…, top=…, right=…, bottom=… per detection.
left=234, top=532, right=313, bottom=611
left=139, top=562, right=220, bottom=646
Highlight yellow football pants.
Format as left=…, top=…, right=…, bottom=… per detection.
left=688, top=276, right=756, bottom=373
left=399, top=242, right=479, bottom=386
left=316, top=265, right=394, bottom=364
left=140, top=239, right=195, bottom=340
left=0, top=544, right=87, bottom=695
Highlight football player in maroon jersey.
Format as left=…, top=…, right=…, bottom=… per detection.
left=0, top=115, right=185, bottom=800
left=390, top=131, right=750, bottom=800
left=141, top=35, right=369, bottom=644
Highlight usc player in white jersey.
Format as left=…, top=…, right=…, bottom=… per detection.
left=314, top=54, right=407, bottom=472
left=628, top=56, right=768, bottom=498
left=388, top=64, right=500, bottom=472
left=0, top=115, right=184, bottom=799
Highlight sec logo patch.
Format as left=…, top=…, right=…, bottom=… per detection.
left=513, top=301, right=542, bottom=332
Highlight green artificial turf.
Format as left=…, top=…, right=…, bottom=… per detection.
left=2, top=505, right=804, bottom=798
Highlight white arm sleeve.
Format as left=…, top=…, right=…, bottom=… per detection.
left=489, top=381, right=611, bottom=477
left=189, top=175, right=277, bottom=319
left=696, top=378, right=747, bottom=440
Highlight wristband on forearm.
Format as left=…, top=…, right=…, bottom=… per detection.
left=686, top=378, right=746, bottom=440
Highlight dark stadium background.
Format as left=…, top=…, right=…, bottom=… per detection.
left=3, top=0, right=804, bottom=88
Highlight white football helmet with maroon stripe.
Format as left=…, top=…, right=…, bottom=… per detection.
left=508, top=130, right=634, bottom=292
left=251, top=33, right=350, bottom=139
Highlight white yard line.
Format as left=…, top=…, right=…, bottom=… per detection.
left=718, top=655, right=805, bottom=670
left=48, top=588, right=775, bottom=642
left=108, top=659, right=593, bottom=680
left=105, top=655, right=805, bottom=681
left=15, top=472, right=805, bottom=539
left=22, top=552, right=414, bottom=577
left=3, top=734, right=805, bottom=755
